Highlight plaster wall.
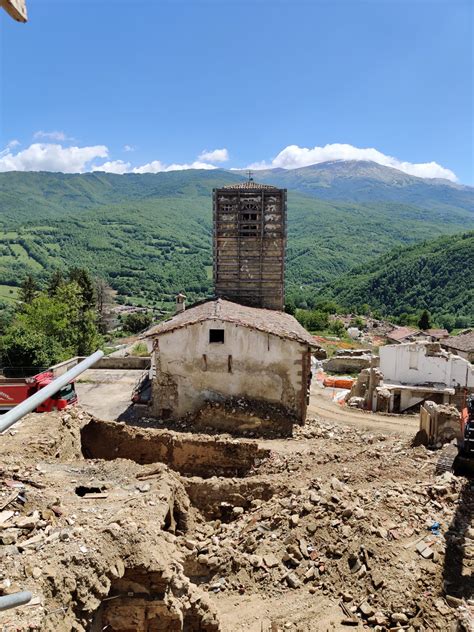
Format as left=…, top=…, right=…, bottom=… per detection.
left=151, top=320, right=307, bottom=420
left=380, top=343, right=474, bottom=389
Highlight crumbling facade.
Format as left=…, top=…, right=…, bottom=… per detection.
left=213, top=181, right=286, bottom=311
left=361, top=342, right=474, bottom=413
left=144, top=299, right=318, bottom=434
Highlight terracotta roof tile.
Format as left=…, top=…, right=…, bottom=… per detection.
left=144, top=299, right=318, bottom=347
left=441, top=330, right=474, bottom=353
left=386, top=326, right=420, bottom=341
left=220, top=181, right=280, bottom=190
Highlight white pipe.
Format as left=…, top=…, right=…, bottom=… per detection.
left=0, top=350, right=104, bottom=434
left=0, top=591, right=32, bottom=611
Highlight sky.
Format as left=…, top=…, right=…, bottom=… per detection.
left=0, top=0, right=472, bottom=184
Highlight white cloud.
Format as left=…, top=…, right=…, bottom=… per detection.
left=0, top=143, right=108, bottom=173
left=33, top=130, right=74, bottom=142
left=131, top=160, right=166, bottom=174
left=198, top=148, right=229, bottom=163
left=92, top=160, right=131, bottom=175
left=123, top=144, right=135, bottom=152
left=132, top=160, right=216, bottom=174
left=0, top=139, right=458, bottom=182
left=248, top=143, right=457, bottom=182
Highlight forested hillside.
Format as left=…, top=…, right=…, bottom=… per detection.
left=322, top=231, right=474, bottom=327
left=0, top=169, right=473, bottom=314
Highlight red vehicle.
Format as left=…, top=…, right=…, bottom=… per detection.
left=0, top=371, right=77, bottom=413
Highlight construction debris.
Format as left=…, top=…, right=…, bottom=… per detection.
left=1, top=406, right=473, bottom=630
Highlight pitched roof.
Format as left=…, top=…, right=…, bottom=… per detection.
left=386, top=326, right=420, bottom=342
left=220, top=180, right=280, bottom=190
left=441, top=330, right=474, bottom=353
left=426, top=328, right=449, bottom=338
left=144, top=298, right=318, bottom=347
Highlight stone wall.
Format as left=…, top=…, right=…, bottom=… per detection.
left=151, top=320, right=309, bottom=426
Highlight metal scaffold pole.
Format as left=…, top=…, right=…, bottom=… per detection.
left=0, top=350, right=104, bottom=435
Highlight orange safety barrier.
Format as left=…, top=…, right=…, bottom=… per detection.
left=323, top=377, right=355, bottom=389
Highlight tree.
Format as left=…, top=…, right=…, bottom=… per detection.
left=329, top=319, right=346, bottom=336
left=0, top=277, right=103, bottom=375
left=95, top=277, right=115, bottom=334
left=418, top=309, right=432, bottom=331
left=284, top=299, right=296, bottom=316
left=19, top=275, right=38, bottom=305
left=123, top=311, right=153, bottom=334
left=68, top=268, right=96, bottom=309
left=306, top=310, right=329, bottom=331
left=47, top=269, right=65, bottom=296
left=0, top=323, right=64, bottom=376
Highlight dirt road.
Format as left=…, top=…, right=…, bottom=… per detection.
left=308, top=383, right=419, bottom=436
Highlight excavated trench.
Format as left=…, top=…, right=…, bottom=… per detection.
left=89, top=566, right=219, bottom=632
left=81, top=419, right=270, bottom=479
left=76, top=418, right=280, bottom=631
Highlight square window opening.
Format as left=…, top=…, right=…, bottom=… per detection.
left=209, top=329, right=225, bottom=344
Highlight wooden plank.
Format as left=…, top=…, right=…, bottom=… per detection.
left=1, top=0, right=27, bottom=22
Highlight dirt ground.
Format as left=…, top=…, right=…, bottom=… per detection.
left=308, top=382, right=420, bottom=436
left=0, top=381, right=472, bottom=631
left=75, top=369, right=143, bottom=421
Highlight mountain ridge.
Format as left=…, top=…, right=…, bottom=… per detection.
left=0, top=168, right=472, bottom=316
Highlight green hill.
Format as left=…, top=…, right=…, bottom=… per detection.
left=0, top=170, right=473, bottom=313
left=322, top=231, right=474, bottom=326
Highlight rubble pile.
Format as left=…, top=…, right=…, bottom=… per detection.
left=0, top=409, right=220, bottom=632
left=1, top=409, right=473, bottom=631
left=177, top=420, right=472, bottom=631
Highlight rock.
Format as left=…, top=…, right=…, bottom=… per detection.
left=391, top=612, right=409, bottom=624
left=286, top=573, right=300, bottom=589
left=372, top=612, right=389, bottom=626
left=136, top=482, right=151, bottom=493
left=354, top=507, right=365, bottom=519
left=330, top=477, right=344, bottom=492
left=15, top=510, right=40, bottom=529
left=415, top=541, right=427, bottom=555
left=0, top=531, right=18, bottom=545
left=32, top=566, right=42, bottom=579
left=415, top=541, right=434, bottom=559
left=232, top=507, right=244, bottom=516
left=298, top=539, right=309, bottom=558
left=18, top=533, right=45, bottom=550
left=249, top=554, right=262, bottom=568
left=371, top=571, right=384, bottom=589
left=304, top=567, right=315, bottom=580
left=341, top=506, right=353, bottom=519
left=263, top=553, right=279, bottom=568
left=359, top=601, right=374, bottom=617
left=0, top=545, right=19, bottom=557
left=289, top=514, right=299, bottom=528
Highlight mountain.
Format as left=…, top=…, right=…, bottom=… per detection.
left=322, top=231, right=474, bottom=325
left=241, top=160, right=474, bottom=212
left=0, top=168, right=473, bottom=313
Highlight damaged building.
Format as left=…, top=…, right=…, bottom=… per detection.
left=142, top=178, right=320, bottom=434
left=349, top=341, right=474, bottom=413
left=144, top=298, right=318, bottom=434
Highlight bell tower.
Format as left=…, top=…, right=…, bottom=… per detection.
left=212, top=178, right=287, bottom=310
